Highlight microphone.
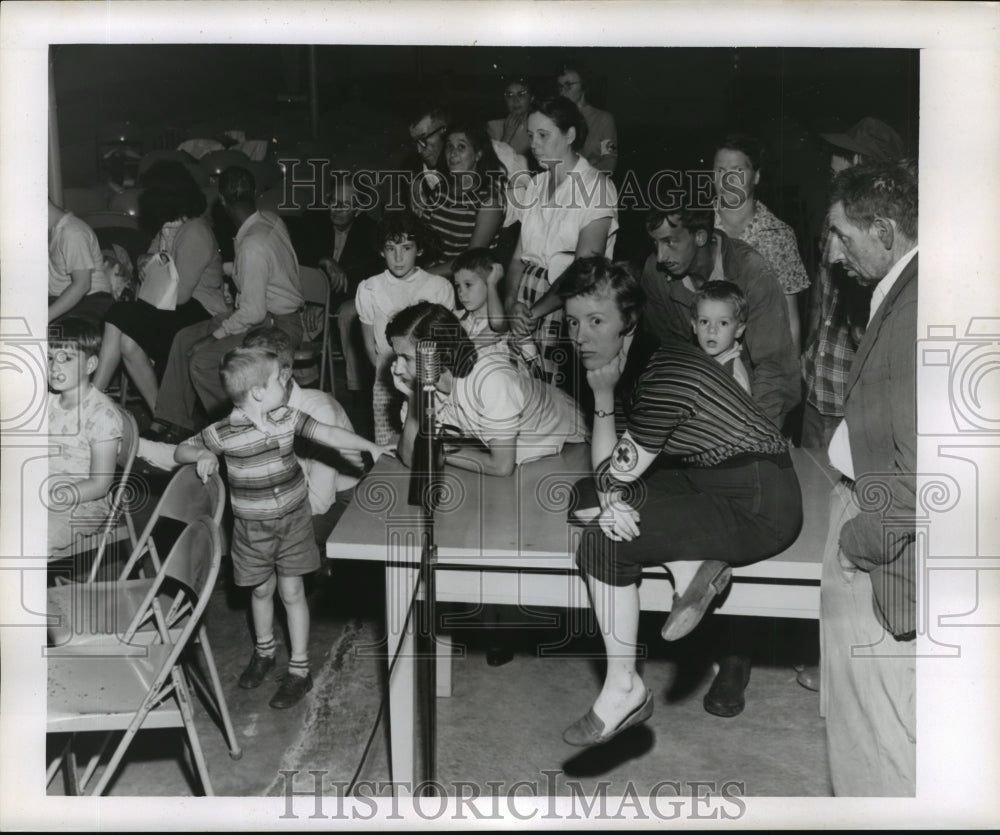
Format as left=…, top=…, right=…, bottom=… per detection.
left=409, top=339, right=443, bottom=509
left=416, top=339, right=441, bottom=393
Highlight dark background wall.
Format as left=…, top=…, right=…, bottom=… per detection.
left=53, top=44, right=918, bottom=185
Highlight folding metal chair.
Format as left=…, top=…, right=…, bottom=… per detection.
left=49, top=405, right=139, bottom=581
left=199, top=148, right=252, bottom=182
left=47, top=465, right=241, bottom=761
left=294, top=265, right=335, bottom=393
left=47, top=516, right=222, bottom=796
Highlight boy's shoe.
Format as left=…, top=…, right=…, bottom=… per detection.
left=269, top=672, right=313, bottom=709
left=238, top=651, right=276, bottom=689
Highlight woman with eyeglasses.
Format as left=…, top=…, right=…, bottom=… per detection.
left=505, top=96, right=619, bottom=386
left=419, top=121, right=506, bottom=278
left=555, top=60, right=618, bottom=175
left=487, top=77, right=533, bottom=157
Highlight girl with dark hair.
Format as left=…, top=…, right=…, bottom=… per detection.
left=387, top=301, right=585, bottom=477
left=420, top=120, right=507, bottom=278
left=93, top=160, right=230, bottom=413
left=505, top=96, right=619, bottom=386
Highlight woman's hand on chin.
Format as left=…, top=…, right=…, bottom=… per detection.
left=586, top=353, right=625, bottom=396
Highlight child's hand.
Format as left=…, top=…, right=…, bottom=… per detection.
left=390, top=365, right=414, bottom=397
left=369, top=444, right=397, bottom=463
left=195, top=451, right=219, bottom=483
left=485, top=263, right=503, bottom=287
left=510, top=303, right=535, bottom=338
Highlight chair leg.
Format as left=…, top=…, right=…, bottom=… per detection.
left=78, top=734, right=114, bottom=791
left=172, top=667, right=214, bottom=796
left=90, top=692, right=157, bottom=795
left=46, top=736, right=69, bottom=788
left=190, top=625, right=243, bottom=760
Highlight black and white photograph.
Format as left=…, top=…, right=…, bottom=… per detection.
left=1, top=1, right=998, bottom=828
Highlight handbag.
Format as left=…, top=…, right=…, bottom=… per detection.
left=137, top=219, right=183, bottom=310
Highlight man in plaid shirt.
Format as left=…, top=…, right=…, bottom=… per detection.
left=801, top=117, right=903, bottom=448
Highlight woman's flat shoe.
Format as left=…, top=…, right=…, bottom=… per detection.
left=661, top=561, right=733, bottom=641
left=562, top=689, right=654, bottom=747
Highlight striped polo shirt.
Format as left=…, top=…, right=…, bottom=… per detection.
left=189, top=405, right=320, bottom=521
left=621, top=337, right=787, bottom=468
left=424, top=177, right=504, bottom=259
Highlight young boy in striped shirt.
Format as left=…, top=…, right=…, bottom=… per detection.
left=176, top=347, right=392, bottom=709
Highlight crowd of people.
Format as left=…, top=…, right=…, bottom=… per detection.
left=46, top=63, right=917, bottom=795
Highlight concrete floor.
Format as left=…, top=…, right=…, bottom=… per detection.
left=48, top=554, right=831, bottom=799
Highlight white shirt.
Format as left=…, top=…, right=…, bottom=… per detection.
left=435, top=353, right=587, bottom=465
left=288, top=382, right=362, bottom=513
left=868, top=246, right=917, bottom=324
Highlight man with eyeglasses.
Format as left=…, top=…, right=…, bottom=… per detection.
left=556, top=61, right=618, bottom=175
left=406, top=105, right=451, bottom=209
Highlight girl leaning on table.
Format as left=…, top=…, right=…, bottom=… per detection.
left=387, top=301, right=586, bottom=478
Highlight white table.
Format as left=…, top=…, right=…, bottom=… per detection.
left=326, top=443, right=836, bottom=791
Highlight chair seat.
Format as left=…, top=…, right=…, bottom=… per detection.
left=48, top=579, right=179, bottom=650
left=48, top=646, right=182, bottom=732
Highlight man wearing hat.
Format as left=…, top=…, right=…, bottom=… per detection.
left=822, top=116, right=906, bottom=173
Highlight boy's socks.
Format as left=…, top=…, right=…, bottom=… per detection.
left=288, top=658, right=310, bottom=679
left=256, top=636, right=277, bottom=658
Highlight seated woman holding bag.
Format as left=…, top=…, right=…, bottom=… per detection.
left=92, top=160, right=231, bottom=414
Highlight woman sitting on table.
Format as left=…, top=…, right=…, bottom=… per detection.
left=387, top=301, right=586, bottom=477
left=558, top=256, right=802, bottom=746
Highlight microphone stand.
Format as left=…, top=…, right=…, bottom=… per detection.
left=407, top=341, right=442, bottom=796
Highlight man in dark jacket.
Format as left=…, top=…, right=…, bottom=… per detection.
left=820, top=161, right=918, bottom=796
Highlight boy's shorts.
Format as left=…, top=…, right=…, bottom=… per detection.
left=231, top=499, right=319, bottom=587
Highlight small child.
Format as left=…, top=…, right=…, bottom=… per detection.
left=355, top=211, right=454, bottom=445
left=451, top=247, right=542, bottom=374
left=102, top=244, right=135, bottom=301
left=690, top=281, right=751, bottom=394
left=175, top=346, right=392, bottom=710
left=47, top=316, right=124, bottom=554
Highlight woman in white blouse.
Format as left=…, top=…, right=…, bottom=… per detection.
left=505, top=96, right=619, bottom=385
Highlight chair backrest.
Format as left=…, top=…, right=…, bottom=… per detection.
left=84, top=406, right=139, bottom=582
left=250, top=159, right=284, bottom=192
left=200, top=149, right=252, bottom=179
left=123, top=516, right=221, bottom=654
left=63, top=185, right=110, bottom=215
left=117, top=464, right=226, bottom=580
left=298, top=265, right=330, bottom=309
left=257, top=185, right=303, bottom=216
left=108, top=188, right=143, bottom=217
left=83, top=211, right=139, bottom=231
left=137, top=148, right=197, bottom=178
